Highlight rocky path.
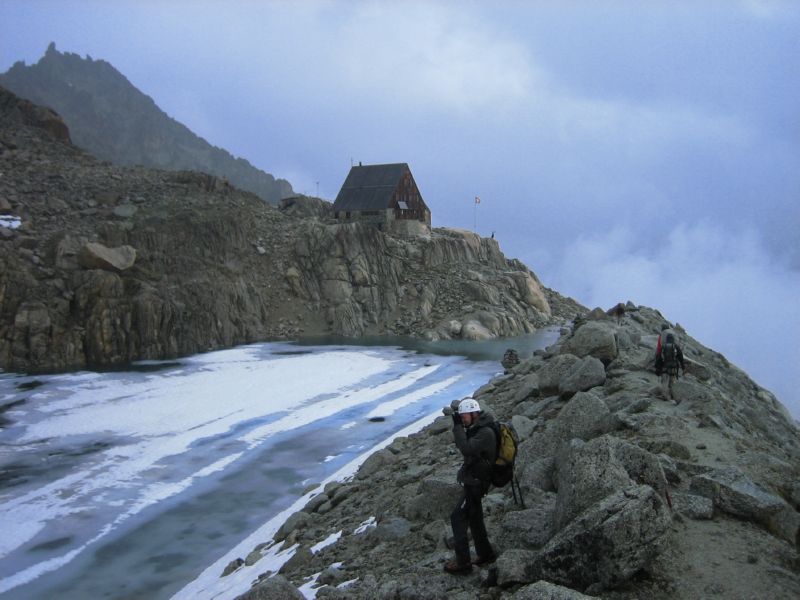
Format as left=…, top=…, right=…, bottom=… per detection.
left=226, top=304, right=799, bottom=600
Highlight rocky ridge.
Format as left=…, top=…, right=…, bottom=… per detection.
left=0, top=43, right=293, bottom=203
left=0, top=85, right=576, bottom=373
left=228, top=305, right=800, bottom=600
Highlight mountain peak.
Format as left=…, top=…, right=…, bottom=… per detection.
left=0, top=44, right=293, bottom=203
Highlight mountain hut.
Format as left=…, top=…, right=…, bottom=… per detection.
left=332, top=163, right=431, bottom=232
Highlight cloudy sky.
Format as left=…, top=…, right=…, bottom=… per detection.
left=2, top=1, right=798, bottom=417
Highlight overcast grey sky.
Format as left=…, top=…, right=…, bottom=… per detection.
left=2, top=1, right=798, bottom=418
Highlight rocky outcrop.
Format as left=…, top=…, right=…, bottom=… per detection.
left=690, top=467, right=800, bottom=545
left=77, top=242, right=136, bottom=271
left=228, top=304, right=799, bottom=599
left=234, top=575, right=304, bottom=600
left=0, top=43, right=292, bottom=203
left=279, top=195, right=333, bottom=220
left=288, top=221, right=554, bottom=340
left=0, top=86, right=573, bottom=372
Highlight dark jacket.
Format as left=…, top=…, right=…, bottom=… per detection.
left=453, top=410, right=498, bottom=486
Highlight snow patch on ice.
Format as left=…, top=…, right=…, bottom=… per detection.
left=0, top=216, right=21, bottom=229
left=311, top=531, right=341, bottom=554
left=353, top=516, right=376, bottom=535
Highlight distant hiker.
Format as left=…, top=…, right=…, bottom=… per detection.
left=443, top=397, right=497, bottom=575
left=501, top=348, right=520, bottom=372
left=654, top=324, right=676, bottom=371
left=607, top=302, right=626, bottom=324
left=490, top=231, right=495, bottom=239
left=655, top=324, right=686, bottom=400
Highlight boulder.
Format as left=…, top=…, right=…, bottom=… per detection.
left=612, top=438, right=669, bottom=495
left=221, top=557, right=244, bottom=576
left=329, top=483, right=358, bottom=507
left=552, top=435, right=670, bottom=531
left=511, top=414, right=536, bottom=441
left=274, top=510, right=311, bottom=542
left=496, top=548, right=539, bottom=587
left=672, top=492, right=714, bottom=520
left=563, top=322, right=618, bottom=364
left=519, top=391, right=614, bottom=462
left=356, top=448, right=397, bottom=479
left=519, top=396, right=560, bottom=421
left=553, top=438, right=636, bottom=530
left=279, top=195, right=333, bottom=219
left=112, top=204, right=137, bottom=218
left=690, top=467, right=800, bottom=544
left=302, top=493, right=329, bottom=514
left=583, top=307, right=608, bottom=321
left=17, top=96, right=71, bottom=142
left=234, top=574, right=305, bottom=600
left=447, top=319, right=462, bottom=336
left=371, top=516, right=412, bottom=541
left=278, top=546, right=313, bottom=575
left=461, top=319, right=493, bottom=340
left=77, top=242, right=136, bottom=271
left=405, top=476, right=461, bottom=521
left=12, top=302, right=52, bottom=364
left=538, top=354, right=581, bottom=396
left=684, top=356, right=713, bottom=381
left=559, top=356, right=606, bottom=398
left=513, top=580, right=600, bottom=599
left=532, top=485, right=672, bottom=593
left=510, top=271, right=551, bottom=315
left=499, top=501, right=555, bottom=549
left=520, top=457, right=556, bottom=493
left=512, top=373, right=541, bottom=404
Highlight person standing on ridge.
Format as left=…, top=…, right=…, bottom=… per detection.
left=443, top=397, right=497, bottom=575
left=655, top=323, right=686, bottom=401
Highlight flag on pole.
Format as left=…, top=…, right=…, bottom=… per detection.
left=474, top=196, right=481, bottom=204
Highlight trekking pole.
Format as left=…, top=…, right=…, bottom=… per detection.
left=661, top=470, right=673, bottom=511
left=513, top=475, right=526, bottom=509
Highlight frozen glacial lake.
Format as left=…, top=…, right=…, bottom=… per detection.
left=0, top=332, right=557, bottom=599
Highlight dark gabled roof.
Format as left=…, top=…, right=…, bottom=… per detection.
left=333, top=163, right=409, bottom=211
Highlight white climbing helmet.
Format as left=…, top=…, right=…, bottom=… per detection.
left=458, top=397, right=481, bottom=414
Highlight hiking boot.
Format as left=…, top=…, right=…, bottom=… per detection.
left=472, top=553, right=497, bottom=566
left=443, top=560, right=472, bottom=575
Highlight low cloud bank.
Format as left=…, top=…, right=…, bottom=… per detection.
left=543, top=222, right=800, bottom=419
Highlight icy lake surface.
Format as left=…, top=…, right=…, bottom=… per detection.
left=0, top=332, right=558, bottom=599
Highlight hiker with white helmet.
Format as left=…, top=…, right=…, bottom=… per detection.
left=442, top=396, right=497, bottom=575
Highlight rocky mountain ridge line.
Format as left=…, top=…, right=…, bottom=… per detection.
left=0, top=43, right=293, bottom=203
left=226, top=305, right=799, bottom=600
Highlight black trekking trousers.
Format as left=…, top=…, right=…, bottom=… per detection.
left=451, top=483, right=492, bottom=564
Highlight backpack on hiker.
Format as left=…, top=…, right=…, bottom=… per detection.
left=660, top=333, right=680, bottom=376
left=489, top=421, right=525, bottom=507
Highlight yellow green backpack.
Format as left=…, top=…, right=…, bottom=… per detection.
left=489, top=421, right=525, bottom=506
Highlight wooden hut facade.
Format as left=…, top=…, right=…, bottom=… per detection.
left=332, top=163, right=431, bottom=231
